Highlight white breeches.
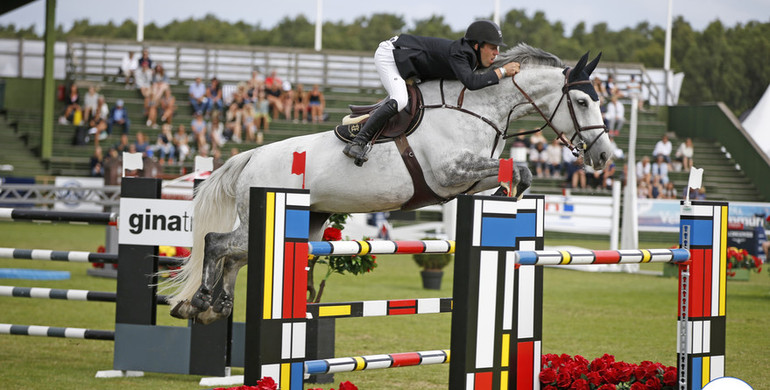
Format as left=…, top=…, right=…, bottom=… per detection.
left=374, top=37, right=409, bottom=111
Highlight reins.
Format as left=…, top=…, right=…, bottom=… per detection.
left=421, top=68, right=607, bottom=159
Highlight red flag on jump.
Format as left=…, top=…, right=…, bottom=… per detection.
left=498, top=158, right=513, bottom=183
left=291, top=151, right=306, bottom=175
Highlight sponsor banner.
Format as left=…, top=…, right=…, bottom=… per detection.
left=119, top=198, right=194, bottom=246
left=544, top=195, right=613, bottom=234
left=53, top=177, right=105, bottom=212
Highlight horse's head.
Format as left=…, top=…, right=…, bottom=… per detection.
left=551, top=52, right=613, bottom=170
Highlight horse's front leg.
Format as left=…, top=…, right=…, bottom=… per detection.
left=436, top=152, right=528, bottom=197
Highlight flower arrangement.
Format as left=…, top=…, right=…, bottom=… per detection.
left=726, top=246, right=762, bottom=276
left=540, top=353, right=677, bottom=390
left=215, top=377, right=358, bottom=390
left=307, top=213, right=377, bottom=303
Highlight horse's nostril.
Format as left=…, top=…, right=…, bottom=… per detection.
left=600, top=152, right=607, bottom=163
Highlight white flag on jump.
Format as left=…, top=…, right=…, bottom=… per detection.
left=122, top=152, right=143, bottom=175
left=194, top=156, right=214, bottom=173
left=688, top=166, right=704, bottom=190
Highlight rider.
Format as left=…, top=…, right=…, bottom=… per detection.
left=343, top=20, right=521, bottom=166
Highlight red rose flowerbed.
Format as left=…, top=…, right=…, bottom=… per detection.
left=540, top=353, right=678, bottom=390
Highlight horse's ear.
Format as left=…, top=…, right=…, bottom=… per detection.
left=584, top=52, right=602, bottom=76
left=574, top=52, right=589, bottom=72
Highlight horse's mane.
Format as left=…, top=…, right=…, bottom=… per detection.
left=487, top=43, right=563, bottom=70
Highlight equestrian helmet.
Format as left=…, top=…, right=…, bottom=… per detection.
left=465, top=20, right=506, bottom=47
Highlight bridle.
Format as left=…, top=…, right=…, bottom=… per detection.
left=509, top=67, right=608, bottom=157
left=421, top=67, right=607, bottom=158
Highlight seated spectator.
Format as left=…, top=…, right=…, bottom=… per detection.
left=293, top=83, right=308, bottom=123
left=281, top=80, right=294, bottom=121
left=561, top=145, right=576, bottom=178
left=652, top=134, right=673, bottom=164
left=602, top=162, right=617, bottom=190
left=254, top=89, right=271, bottom=135
left=605, top=94, right=625, bottom=136
left=566, top=155, right=586, bottom=189
left=107, top=99, right=130, bottom=135
left=585, top=164, right=602, bottom=189
left=242, top=103, right=258, bottom=143
left=264, top=70, right=281, bottom=89
left=59, top=83, right=81, bottom=125
left=605, top=74, right=621, bottom=98
left=661, top=181, right=678, bottom=199
left=529, top=141, right=547, bottom=178
left=592, top=76, right=608, bottom=104
left=134, top=131, right=150, bottom=157
left=189, top=77, right=209, bottom=114
left=206, top=77, right=224, bottom=116
left=208, top=111, right=226, bottom=149
left=265, top=81, right=283, bottom=120
left=637, top=180, right=650, bottom=199
left=135, top=60, right=154, bottom=114
left=86, top=111, right=107, bottom=145
left=83, top=85, right=100, bottom=123
left=137, top=48, right=153, bottom=69
left=90, top=145, right=104, bottom=177
left=119, top=51, right=138, bottom=88
left=113, top=133, right=130, bottom=154
left=651, top=153, right=670, bottom=185
left=308, top=84, right=325, bottom=123
left=675, top=137, right=694, bottom=171
left=173, top=124, right=191, bottom=164
left=529, top=132, right=546, bottom=147
left=154, top=124, right=176, bottom=165
left=246, top=68, right=264, bottom=97
left=158, top=88, right=176, bottom=125
left=190, top=111, right=208, bottom=150
left=545, top=138, right=562, bottom=178
left=95, top=95, right=109, bottom=122
left=636, top=156, right=652, bottom=185
left=225, top=103, right=243, bottom=143
left=626, top=74, right=644, bottom=110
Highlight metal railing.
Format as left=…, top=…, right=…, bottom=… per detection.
left=0, top=184, right=121, bottom=206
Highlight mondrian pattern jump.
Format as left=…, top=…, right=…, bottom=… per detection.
left=0, top=323, right=114, bottom=340
left=678, top=201, right=728, bottom=390
left=0, top=285, right=170, bottom=305
left=515, top=248, right=690, bottom=265
left=307, top=297, right=453, bottom=319
left=0, top=247, right=183, bottom=266
left=308, top=240, right=454, bottom=256
left=244, top=188, right=310, bottom=390
left=304, top=350, right=450, bottom=375
left=450, top=195, right=545, bottom=390
left=0, top=208, right=117, bottom=225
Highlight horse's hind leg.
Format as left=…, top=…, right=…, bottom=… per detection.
left=196, top=228, right=248, bottom=324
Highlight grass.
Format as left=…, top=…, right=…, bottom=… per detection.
left=0, top=221, right=769, bottom=389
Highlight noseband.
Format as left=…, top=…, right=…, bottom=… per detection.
left=509, top=67, right=608, bottom=157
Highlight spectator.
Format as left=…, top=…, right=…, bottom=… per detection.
left=158, top=88, right=176, bottom=125
left=566, top=155, right=586, bottom=189
left=265, top=81, right=283, bottom=120
left=246, top=69, right=264, bottom=97
left=561, top=145, right=577, bottom=178
left=254, top=89, right=270, bottom=133
left=230, top=147, right=240, bottom=158
left=626, top=75, right=643, bottom=111
left=651, top=153, right=670, bottom=185
left=208, top=111, right=226, bottom=150
left=529, top=141, right=547, bottom=178
left=264, top=70, right=281, bottom=89
left=545, top=138, right=562, bottom=178
left=636, top=156, right=652, bottom=185
left=189, top=77, right=209, bottom=114
left=113, top=134, right=130, bottom=154
left=242, top=103, right=258, bottom=143
left=652, top=134, right=673, bottom=164
left=137, top=48, right=153, bottom=69
left=95, top=95, right=109, bottom=122
left=206, top=77, right=224, bottom=117
left=119, top=51, right=138, bottom=89
left=107, top=99, right=130, bottom=135
left=308, top=84, right=325, bottom=123
left=225, top=103, right=243, bottom=144
left=281, top=80, right=294, bottom=121
left=592, top=76, right=608, bottom=103
left=190, top=111, right=208, bottom=150
left=605, top=74, right=620, bottom=97
left=148, top=63, right=170, bottom=127
left=86, top=110, right=107, bottom=145
left=90, top=145, right=104, bottom=177
left=59, top=83, right=81, bottom=125
left=135, top=60, right=154, bottom=114
left=637, top=180, right=650, bottom=199
left=585, top=164, right=602, bottom=189
left=602, top=162, right=617, bottom=190
left=173, top=124, right=191, bottom=164
left=661, top=181, right=678, bottom=199
left=134, top=131, right=150, bottom=157
left=675, top=137, right=694, bottom=172
left=154, top=124, right=176, bottom=165
left=529, top=131, right=546, bottom=147
left=605, top=94, right=625, bottom=136
left=83, top=85, right=100, bottom=123
left=293, top=83, right=308, bottom=123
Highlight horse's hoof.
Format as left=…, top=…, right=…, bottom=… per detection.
left=190, top=290, right=211, bottom=311
left=212, top=294, right=233, bottom=316
left=170, top=300, right=197, bottom=319
left=195, top=308, right=222, bottom=325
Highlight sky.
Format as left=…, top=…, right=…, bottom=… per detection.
left=0, top=0, right=768, bottom=37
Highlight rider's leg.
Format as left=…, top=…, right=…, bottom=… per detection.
left=343, top=37, right=408, bottom=166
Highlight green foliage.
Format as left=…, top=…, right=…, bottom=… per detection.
left=3, top=10, right=769, bottom=113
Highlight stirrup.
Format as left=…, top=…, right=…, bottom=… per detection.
left=353, top=144, right=371, bottom=167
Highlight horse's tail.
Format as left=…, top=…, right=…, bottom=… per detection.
left=164, top=150, right=253, bottom=308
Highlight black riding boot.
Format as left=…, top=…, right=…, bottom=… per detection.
left=343, top=99, right=399, bottom=166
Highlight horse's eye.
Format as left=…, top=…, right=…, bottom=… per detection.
left=577, top=99, right=588, bottom=107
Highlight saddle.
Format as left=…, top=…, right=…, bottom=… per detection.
left=334, top=84, right=424, bottom=144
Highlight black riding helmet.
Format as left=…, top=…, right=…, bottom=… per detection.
left=465, top=20, right=506, bottom=47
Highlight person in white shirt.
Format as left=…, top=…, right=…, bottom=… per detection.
left=651, top=154, right=670, bottom=185
left=675, top=137, right=694, bottom=171
left=120, top=51, right=138, bottom=89
left=652, top=134, right=673, bottom=163
left=605, top=95, right=625, bottom=136
left=636, top=155, right=652, bottom=185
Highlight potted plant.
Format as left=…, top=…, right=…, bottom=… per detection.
left=726, top=246, right=763, bottom=281
left=412, top=238, right=453, bottom=290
